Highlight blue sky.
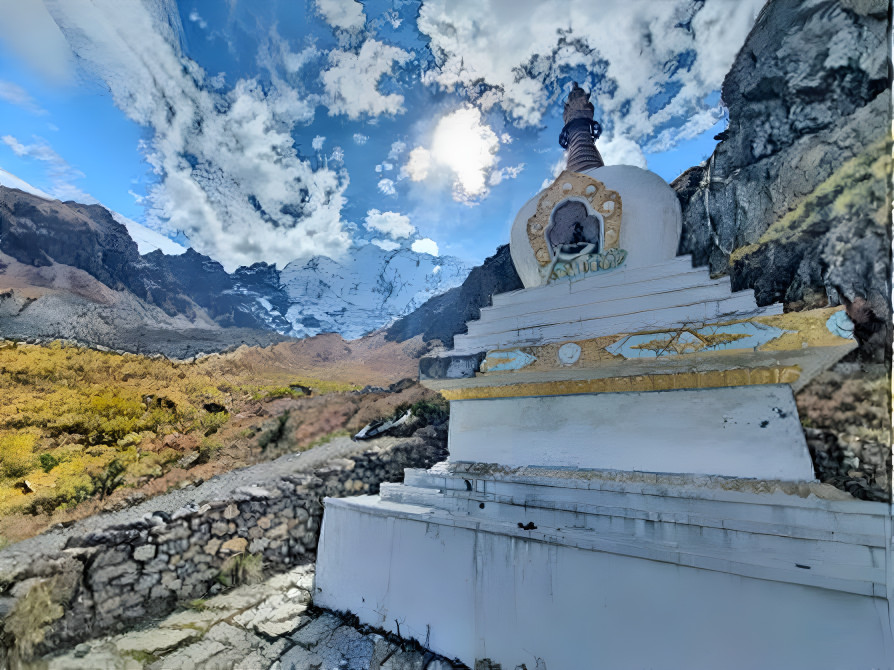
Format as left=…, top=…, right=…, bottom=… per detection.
left=0, top=0, right=764, bottom=270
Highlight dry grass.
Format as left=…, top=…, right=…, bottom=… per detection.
left=0, top=334, right=428, bottom=542
left=0, top=339, right=376, bottom=521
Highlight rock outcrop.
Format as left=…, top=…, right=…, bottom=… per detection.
left=0, top=187, right=291, bottom=337
left=673, top=0, right=889, bottom=359
left=384, top=244, right=523, bottom=347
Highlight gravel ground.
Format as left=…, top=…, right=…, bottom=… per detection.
left=0, top=435, right=389, bottom=563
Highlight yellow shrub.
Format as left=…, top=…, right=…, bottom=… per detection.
left=0, top=431, right=38, bottom=478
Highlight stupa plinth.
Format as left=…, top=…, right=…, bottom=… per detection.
left=314, top=85, right=893, bottom=669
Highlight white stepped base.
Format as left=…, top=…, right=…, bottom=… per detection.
left=315, top=468, right=893, bottom=670
left=450, top=255, right=782, bottom=355
left=448, top=385, right=815, bottom=481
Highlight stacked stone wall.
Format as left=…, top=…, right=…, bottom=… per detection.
left=0, top=437, right=446, bottom=665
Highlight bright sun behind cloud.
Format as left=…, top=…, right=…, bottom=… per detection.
left=406, top=106, right=499, bottom=203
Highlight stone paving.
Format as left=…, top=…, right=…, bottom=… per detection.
left=42, top=564, right=465, bottom=670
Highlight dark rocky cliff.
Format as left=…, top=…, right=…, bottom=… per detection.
left=673, top=0, right=890, bottom=359
left=385, top=244, right=523, bottom=347
left=0, top=186, right=293, bottom=335
left=0, top=189, right=142, bottom=291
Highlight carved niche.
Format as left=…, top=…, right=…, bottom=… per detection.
left=526, top=170, right=625, bottom=283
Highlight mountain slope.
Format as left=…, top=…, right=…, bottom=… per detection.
left=672, top=0, right=889, bottom=358
left=0, top=169, right=185, bottom=256
left=385, top=244, right=523, bottom=347
left=0, top=178, right=474, bottom=352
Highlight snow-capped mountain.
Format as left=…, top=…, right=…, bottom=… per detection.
left=0, top=168, right=474, bottom=344
left=280, top=244, right=473, bottom=339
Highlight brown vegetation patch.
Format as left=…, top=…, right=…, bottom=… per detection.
left=0, top=336, right=431, bottom=542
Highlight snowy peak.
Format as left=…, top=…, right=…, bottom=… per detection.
left=280, top=244, right=473, bottom=339
left=0, top=170, right=475, bottom=342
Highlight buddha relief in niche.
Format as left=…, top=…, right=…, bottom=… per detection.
left=546, top=200, right=602, bottom=269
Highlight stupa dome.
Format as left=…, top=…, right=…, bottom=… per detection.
left=510, top=164, right=682, bottom=288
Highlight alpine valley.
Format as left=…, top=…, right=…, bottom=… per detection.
left=0, top=174, right=472, bottom=357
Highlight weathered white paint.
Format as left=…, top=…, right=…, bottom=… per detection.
left=487, top=265, right=727, bottom=318
left=452, top=299, right=781, bottom=355
left=584, top=166, right=682, bottom=266
left=466, top=282, right=758, bottom=338
left=510, top=166, right=682, bottom=288
left=493, top=256, right=696, bottom=308
left=447, top=385, right=815, bottom=481
left=451, top=252, right=783, bottom=355
left=315, top=480, right=894, bottom=670
left=509, top=192, right=543, bottom=289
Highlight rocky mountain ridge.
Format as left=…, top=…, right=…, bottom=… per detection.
left=0, top=183, right=470, bottom=353
left=672, top=0, right=889, bottom=359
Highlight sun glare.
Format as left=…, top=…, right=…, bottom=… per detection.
left=429, top=106, right=499, bottom=197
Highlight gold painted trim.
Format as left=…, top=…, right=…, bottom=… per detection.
left=439, top=365, right=802, bottom=401
left=526, top=170, right=623, bottom=265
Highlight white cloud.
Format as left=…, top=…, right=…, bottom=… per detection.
left=406, top=106, right=500, bottom=203
left=388, top=140, right=406, bottom=160
left=188, top=9, right=207, bottom=30
left=312, top=135, right=326, bottom=151
left=377, top=178, right=396, bottom=196
left=41, top=0, right=352, bottom=271
left=371, top=238, right=400, bottom=251
left=404, top=147, right=431, bottom=181
left=540, top=154, right=566, bottom=189
left=364, top=209, right=415, bottom=239
left=488, top=162, right=525, bottom=186
left=598, top=135, right=647, bottom=168
left=315, top=0, right=366, bottom=33
left=0, top=0, right=75, bottom=84
left=0, top=80, right=47, bottom=115
left=274, top=40, right=321, bottom=75
left=322, top=39, right=412, bottom=120
left=2, top=133, right=94, bottom=202
left=384, top=10, right=402, bottom=29
left=352, top=132, right=369, bottom=145
left=411, top=238, right=439, bottom=256
left=417, top=0, right=765, bottom=152
left=329, top=146, right=344, bottom=163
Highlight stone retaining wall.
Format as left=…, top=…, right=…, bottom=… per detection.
left=0, top=436, right=446, bottom=665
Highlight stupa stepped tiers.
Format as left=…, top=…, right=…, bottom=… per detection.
left=314, top=85, right=893, bottom=669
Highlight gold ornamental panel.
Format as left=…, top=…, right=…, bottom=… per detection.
left=526, top=170, right=623, bottom=266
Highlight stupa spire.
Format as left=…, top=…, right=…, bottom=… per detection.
left=559, top=82, right=604, bottom=172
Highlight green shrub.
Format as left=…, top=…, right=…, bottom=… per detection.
left=408, top=398, right=449, bottom=426
left=90, top=459, right=127, bottom=500
left=3, top=577, right=65, bottom=661
left=38, top=453, right=60, bottom=473
left=195, top=438, right=222, bottom=465
left=201, top=410, right=229, bottom=437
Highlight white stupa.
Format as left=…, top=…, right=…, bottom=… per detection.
left=313, top=85, right=893, bottom=669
